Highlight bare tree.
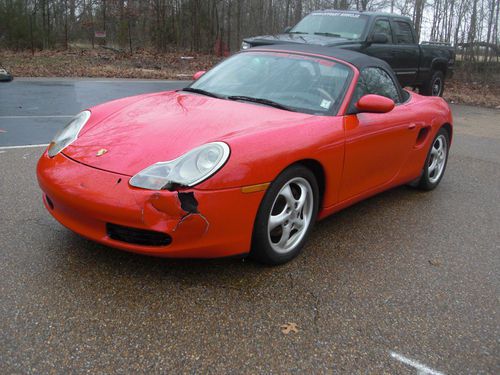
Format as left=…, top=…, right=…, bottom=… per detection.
left=0, top=0, right=498, bottom=65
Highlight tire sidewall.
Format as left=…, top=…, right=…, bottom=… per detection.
left=251, top=165, right=319, bottom=265
left=421, top=70, right=445, bottom=97
left=430, top=71, right=445, bottom=96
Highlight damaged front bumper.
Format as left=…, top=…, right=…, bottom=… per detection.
left=37, top=152, right=264, bottom=258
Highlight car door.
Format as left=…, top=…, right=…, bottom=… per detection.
left=390, top=20, right=420, bottom=86
left=363, top=18, right=396, bottom=68
left=339, top=67, right=416, bottom=201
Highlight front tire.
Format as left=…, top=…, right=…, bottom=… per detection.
left=250, top=165, right=319, bottom=265
left=415, top=128, right=450, bottom=190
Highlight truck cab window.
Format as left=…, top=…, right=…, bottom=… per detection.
left=395, top=21, right=415, bottom=44
left=372, top=19, right=393, bottom=43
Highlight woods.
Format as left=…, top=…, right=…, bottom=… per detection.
left=1, top=1, right=498, bottom=56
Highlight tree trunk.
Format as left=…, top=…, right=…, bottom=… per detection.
left=413, top=0, right=426, bottom=42
left=64, top=0, right=69, bottom=49
left=236, top=0, right=241, bottom=47
left=294, top=0, right=302, bottom=25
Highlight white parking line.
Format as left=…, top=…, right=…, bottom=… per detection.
left=0, top=115, right=73, bottom=119
left=0, top=144, right=48, bottom=150
left=390, top=352, right=445, bottom=375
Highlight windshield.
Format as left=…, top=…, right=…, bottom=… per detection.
left=189, top=52, right=352, bottom=115
left=291, top=12, right=368, bottom=40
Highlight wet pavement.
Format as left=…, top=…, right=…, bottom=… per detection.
left=0, top=78, right=499, bottom=373
left=0, top=78, right=187, bottom=146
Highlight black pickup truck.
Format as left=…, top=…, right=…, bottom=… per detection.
left=242, top=10, right=455, bottom=96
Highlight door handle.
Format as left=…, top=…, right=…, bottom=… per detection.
left=408, top=123, right=416, bottom=130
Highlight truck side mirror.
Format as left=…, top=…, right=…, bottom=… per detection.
left=284, top=26, right=293, bottom=33
left=372, top=33, right=389, bottom=44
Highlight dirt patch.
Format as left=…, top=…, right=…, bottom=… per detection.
left=444, top=79, right=500, bottom=109
left=0, top=48, right=222, bottom=80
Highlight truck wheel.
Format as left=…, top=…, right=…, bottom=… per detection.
left=421, top=71, right=444, bottom=96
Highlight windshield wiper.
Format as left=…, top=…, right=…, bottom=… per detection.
left=289, top=31, right=308, bottom=34
left=227, top=96, right=296, bottom=112
left=181, top=87, right=222, bottom=98
left=314, top=32, right=342, bottom=37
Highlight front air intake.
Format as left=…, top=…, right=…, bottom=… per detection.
left=106, top=223, right=172, bottom=246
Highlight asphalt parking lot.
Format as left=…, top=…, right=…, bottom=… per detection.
left=1, top=78, right=499, bottom=373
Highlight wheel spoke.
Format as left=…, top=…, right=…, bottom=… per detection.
left=293, top=216, right=305, bottom=230
left=280, top=185, right=295, bottom=207
left=277, top=225, right=292, bottom=247
left=295, top=187, right=308, bottom=212
left=429, top=159, right=438, bottom=174
left=268, top=209, right=288, bottom=230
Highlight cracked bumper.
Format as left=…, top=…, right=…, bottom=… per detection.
left=37, top=152, right=264, bottom=258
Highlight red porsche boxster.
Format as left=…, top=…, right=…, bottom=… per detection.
left=37, top=45, right=452, bottom=265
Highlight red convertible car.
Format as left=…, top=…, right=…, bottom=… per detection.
left=37, top=45, right=452, bottom=265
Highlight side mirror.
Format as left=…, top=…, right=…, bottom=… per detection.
left=284, top=26, right=292, bottom=33
left=371, top=33, right=389, bottom=44
left=193, top=71, right=206, bottom=80
left=355, top=94, right=395, bottom=113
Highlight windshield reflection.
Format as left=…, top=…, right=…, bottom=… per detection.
left=189, top=52, right=352, bottom=115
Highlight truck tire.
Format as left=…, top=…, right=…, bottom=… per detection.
left=420, top=70, right=444, bottom=97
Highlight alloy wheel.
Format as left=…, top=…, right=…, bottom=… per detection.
left=428, top=134, right=447, bottom=183
left=267, top=177, right=314, bottom=254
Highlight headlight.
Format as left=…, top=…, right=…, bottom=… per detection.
left=47, top=110, right=91, bottom=157
left=241, top=41, right=251, bottom=50
left=129, top=142, right=230, bottom=190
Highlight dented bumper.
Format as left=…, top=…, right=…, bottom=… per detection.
left=37, top=152, right=264, bottom=258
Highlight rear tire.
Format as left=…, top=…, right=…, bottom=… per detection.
left=420, top=70, right=445, bottom=96
left=250, top=165, right=319, bottom=265
left=415, top=128, right=450, bottom=190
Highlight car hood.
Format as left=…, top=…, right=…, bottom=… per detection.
left=63, top=91, right=315, bottom=176
left=244, top=33, right=353, bottom=47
